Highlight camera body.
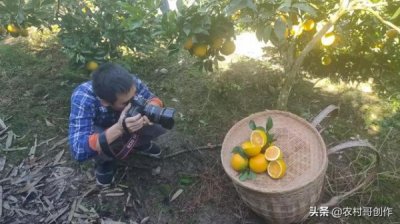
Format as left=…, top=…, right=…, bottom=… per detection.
left=126, top=97, right=175, bottom=129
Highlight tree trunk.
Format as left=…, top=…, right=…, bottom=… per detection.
left=277, top=69, right=297, bottom=110
left=275, top=9, right=346, bottom=110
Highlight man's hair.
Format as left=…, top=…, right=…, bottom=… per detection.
left=92, top=63, right=135, bottom=104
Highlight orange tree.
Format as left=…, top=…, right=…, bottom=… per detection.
left=2, top=0, right=400, bottom=109
left=0, top=0, right=56, bottom=38
left=164, top=0, right=236, bottom=72
left=56, top=0, right=163, bottom=68
left=169, top=0, right=400, bottom=109
left=221, top=0, right=400, bottom=109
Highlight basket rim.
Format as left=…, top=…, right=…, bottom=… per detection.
left=221, top=109, right=328, bottom=194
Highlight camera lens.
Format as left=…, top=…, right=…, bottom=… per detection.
left=144, top=105, right=175, bottom=129
left=145, top=104, right=162, bottom=123
left=159, top=108, right=175, bottom=129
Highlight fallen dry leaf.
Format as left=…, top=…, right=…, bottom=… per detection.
left=170, top=189, right=183, bottom=203
left=45, top=118, right=55, bottom=127
left=0, top=156, right=6, bottom=171
left=140, top=216, right=150, bottom=224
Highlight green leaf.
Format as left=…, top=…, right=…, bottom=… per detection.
left=292, top=3, right=317, bottom=17
left=249, top=120, right=256, bottom=130
left=266, top=132, right=275, bottom=146
left=256, top=25, right=272, bottom=43
left=274, top=17, right=287, bottom=41
left=232, top=146, right=242, bottom=154
left=232, top=146, right=248, bottom=158
left=391, top=7, right=400, bottom=20
left=168, top=48, right=180, bottom=56
left=277, top=0, right=292, bottom=12
left=266, top=117, right=273, bottom=131
left=183, top=23, right=191, bottom=36
left=248, top=170, right=257, bottom=180
left=42, top=0, right=56, bottom=6
left=16, top=10, right=25, bottom=25
left=246, top=0, right=257, bottom=11
left=262, top=26, right=272, bottom=43
left=239, top=170, right=249, bottom=181
left=179, top=176, right=194, bottom=185
left=256, top=126, right=266, bottom=132
left=224, top=0, right=255, bottom=16
left=176, top=0, right=185, bottom=12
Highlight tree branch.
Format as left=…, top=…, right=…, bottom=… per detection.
left=364, top=8, right=400, bottom=33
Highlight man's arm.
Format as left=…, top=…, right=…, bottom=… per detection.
left=68, top=90, right=98, bottom=161
left=133, top=75, right=163, bottom=107
left=69, top=90, right=131, bottom=160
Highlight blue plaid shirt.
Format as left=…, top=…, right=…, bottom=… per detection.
left=68, top=75, right=156, bottom=161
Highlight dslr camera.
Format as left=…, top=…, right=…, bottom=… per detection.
left=126, top=97, right=175, bottom=129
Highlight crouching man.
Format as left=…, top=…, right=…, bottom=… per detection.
left=68, top=63, right=167, bottom=186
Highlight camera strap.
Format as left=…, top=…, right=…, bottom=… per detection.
left=122, top=117, right=131, bottom=135
left=99, top=131, right=115, bottom=158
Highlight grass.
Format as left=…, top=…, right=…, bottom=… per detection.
left=0, top=34, right=399, bottom=223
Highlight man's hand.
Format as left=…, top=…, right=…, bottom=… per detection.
left=124, top=114, right=145, bottom=133
left=117, top=103, right=152, bottom=133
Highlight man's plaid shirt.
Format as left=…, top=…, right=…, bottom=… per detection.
left=68, top=75, right=156, bottom=161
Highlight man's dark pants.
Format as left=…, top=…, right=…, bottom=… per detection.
left=94, top=124, right=166, bottom=178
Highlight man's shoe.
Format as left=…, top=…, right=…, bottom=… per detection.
left=136, top=142, right=162, bottom=158
left=95, top=161, right=116, bottom=187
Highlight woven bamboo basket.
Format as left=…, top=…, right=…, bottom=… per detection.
left=221, top=110, right=328, bottom=224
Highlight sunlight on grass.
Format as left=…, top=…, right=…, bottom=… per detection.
left=312, top=78, right=375, bottom=94
left=312, top=78, right=347, bottom=94
left=311, top=77, right=396, bottom=135
left=26, top=25, right=60, bottom=50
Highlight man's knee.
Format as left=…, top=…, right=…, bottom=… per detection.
left=138, top=124, right=167, bottom=138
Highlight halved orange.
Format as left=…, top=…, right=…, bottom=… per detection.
left=250, top=130, right=267, bottom=148
left=267, top=159, right=287, bottom=179
left=264, top=145, right=283, bottom=161
left=241, top=141, right=262, bottom=157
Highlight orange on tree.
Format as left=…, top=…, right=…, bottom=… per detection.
left=264, top=145, right=283, bottom=161
left=241, top=141, right=262, bottom=157
left=302, top=19, right=315, bottom=31
left=386, top=29, right=398, bottom=39
left=321, top=55, right=332, bottom=66
left=183, top=37, right=193, bottom=50
left=6, top=24, right=18, bottom=33
left=250, top=129, right=267, bottom=148
left=321, top=33, right=335, bottom=46
left=220, top=40, right=235, bottom=55
left=7, top=24, right=20, bottom=37
left=86, top=61, right=99, bottom=71
left=268, top=159, right=287, bottom=179
left=192, top=44, right=208, bottom=57
left=249, top=153, right=268, bottom=173
left=211, top=37, right=224, bottom=49
left=231, top=153, right=248, bottom=172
